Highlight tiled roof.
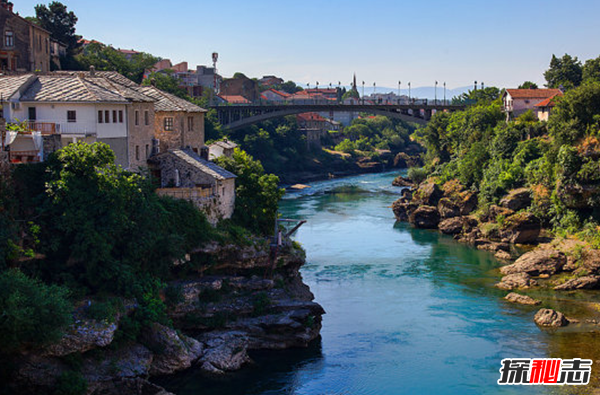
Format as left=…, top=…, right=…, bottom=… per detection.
left=535, top=93, right=562, bottom=108
left=141, top=86, right=207, bottom=113
left=218, top=95, right=250, bottom=104
left=171, top=149, right=236, bottom=180
left=265, top=88, right=291, bottom=98
left=209, top=140, right=238, bottom=150
left=505, top=89, right=562, bottom=99
left=297, top=112, right=326, bottom=122
left=20, top=75, right=133, bottom=103
left=54, top=71, right=155, bottom=102
left=0, top=74, right=35, bottom=100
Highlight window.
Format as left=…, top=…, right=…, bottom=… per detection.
left=144, top=110, right=149, bottom=125
left=164, top=117, right=174, bottom=131
left=145, top=144, right=149, bottom=159
left=104, top=110, right=110, bottom=123
left=4, top=30, right=13, bottom=47
left=67, top=110, right=76, bottom=123
left=98, top=110, right=103, bottom=123
left=118, top=110, right=123, bottom=123
left=135, top=145, right=140, bottom=161
left=187, top=116, right=194, bottom=131
left=135, top=110, right=139, bottom=126
left=28, top=107, right=36, bottom=121
left=112, top=110, right=117, bottom=123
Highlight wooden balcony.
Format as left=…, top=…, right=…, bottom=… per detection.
left=22, top=122, right=57, bottom=135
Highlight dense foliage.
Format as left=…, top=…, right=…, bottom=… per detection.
left=0, top=143, right=230, bottom=355
left=334, top=116, right=412, bottom=155
left=76, top=42, right=158, bottom=83
left=215, top=148, right=284, bottom=235
left=417, top=54, right=600, bottom=242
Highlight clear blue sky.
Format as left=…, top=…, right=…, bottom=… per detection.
left=12, top=0, right=600, bottom=89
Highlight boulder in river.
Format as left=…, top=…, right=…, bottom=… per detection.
left=495, top=273, right=538, bottom=290
left=499, top=212, right=541, bottom=244
left=500, top=249, right=566, bottom=276
left=413, top=182, right=443, bottom=206
left=409, top=205, right=440, bottom=229
left=392, top=175, right=414, bottom=187
left=504, top=292, right=541, bottom=305
left=439, top=217, right=465, bottom=235
left=534, top=309, right=569, bottom=327
left=554, top=275, right=600, bottom=291
left=438, top=198, right=460, bottom=219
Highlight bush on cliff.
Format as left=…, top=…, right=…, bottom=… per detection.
left=0, top=269, right=72, bottom=353
left=215, top=148, right=284, bottom=235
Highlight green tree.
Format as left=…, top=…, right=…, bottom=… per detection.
left=454, top=87, right=501, bottom=105
left=518, top=81, right=539, bottom=89
left=544, top=54, right=583, bottom=89
left=76, top=42, right=158, bottom=83
left=583, top=56, right=600, bottom=84
left=548, top=82, right=600, bottom=145
left=0, top=269, right=72, bottom=353
left=34, top=2, right=80, bottom=53
left=142, top=70, right=189, bottom=98
left=215, top=149, right=284, bottom=235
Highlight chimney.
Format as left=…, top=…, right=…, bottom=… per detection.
left=200, top=146, right=209, bottom=161
left=1, top=1, right=13, bottom=12
left=89, top=65, right=96, bottom=77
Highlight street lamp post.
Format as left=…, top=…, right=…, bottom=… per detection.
left=434, top=81, right=438, bottom=104
left=408, top=82, right=411, bottom=102
left=443, top=82, right=446, bottom=105
left=373, top=82, right=376, bottom=95
left=362, top=81, right=365, bottom=104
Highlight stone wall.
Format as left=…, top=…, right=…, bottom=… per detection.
left=154, top=111, right=204, bottom=154
left=0, top=7, right=50, bottom=72
left=128, top=102, right=155, bottom=171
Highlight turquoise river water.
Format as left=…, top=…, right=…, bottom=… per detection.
left=163, top=171, right=600, bottom=395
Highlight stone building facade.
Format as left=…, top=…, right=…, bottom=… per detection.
left=0, top=1, right=51, bottom=72
left=128, top=101, right=156, bottom=170
left=149, top=149, right=236, bottom=223
left=141, top=86, right=205, bottom=154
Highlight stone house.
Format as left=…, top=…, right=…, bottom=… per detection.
left=534, top=94, right=562, bottom=122
left=140, top=86, right=206, bottom=155
left=297, top=112, right=340, bottom=149
left=0, top=1, right=51, bottom=72
left=208, top=139, right=237, bottom=160
left=219, top=75, right=260, bottom=103
left=502, top=89, right=563, bottom=120
left=0, top=71, right=159, bottom=167
left=149, top=148, right=236, bottom=223
left=261, top=88, right=290, bottom=102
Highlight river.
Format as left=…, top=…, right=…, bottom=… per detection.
left=164, top=171, right=600, bottom=395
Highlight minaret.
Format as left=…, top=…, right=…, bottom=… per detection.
left=353, top=73, right=357, bottom=91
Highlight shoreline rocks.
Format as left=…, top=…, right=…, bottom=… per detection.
left=534, top=309, right=569, bottom=327
left=504, top=293, right=541, bottom=306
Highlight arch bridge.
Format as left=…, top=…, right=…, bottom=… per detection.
left=210, top=101, right=465, bottom=131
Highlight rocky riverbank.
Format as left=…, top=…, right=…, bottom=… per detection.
left=392, top=176, right=600, bottom=328
left=8, top=240, right=324, bottom=395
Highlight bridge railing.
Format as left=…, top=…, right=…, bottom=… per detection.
left=211, top=98, right=461, bottom=107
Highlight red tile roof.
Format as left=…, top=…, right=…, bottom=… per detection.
left=505, top=89, right=562, bottom=99
left=265, top=88, right=291, bottom=98
left=534, top=93, right=563, bottom=108
left=218, top=95, right=250, bottom=104
left=297, top=112, right=327, bottom=122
